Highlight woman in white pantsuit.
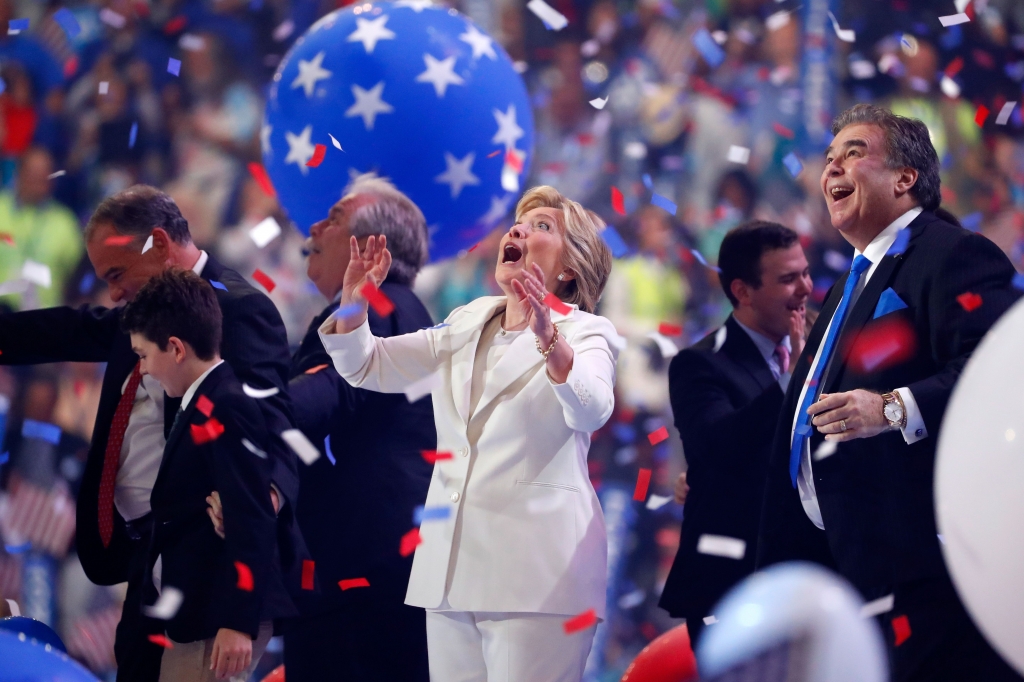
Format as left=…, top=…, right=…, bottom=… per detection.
left=319, top=186, right=618, bottom=681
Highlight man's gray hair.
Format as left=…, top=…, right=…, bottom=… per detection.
left=342, top=173, right=429, bottom=285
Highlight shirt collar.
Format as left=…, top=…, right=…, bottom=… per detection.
left=732, top=315, right=789, bottom=366
left=856, top=207, right=922, bottom=265
left=192, top=250, right=209, bottom=277
left=180, top=360, right=224, bottom=411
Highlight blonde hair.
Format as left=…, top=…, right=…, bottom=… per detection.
left=514, top=185, right=612, bottom=314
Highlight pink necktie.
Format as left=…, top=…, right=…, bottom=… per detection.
left=775, top=343, right=790, bottom=375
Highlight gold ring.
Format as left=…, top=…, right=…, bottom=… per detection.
left=840, top=419, right=848, bottom=432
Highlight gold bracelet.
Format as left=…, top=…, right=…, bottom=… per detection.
left=536, top=322, right=559, bottom=358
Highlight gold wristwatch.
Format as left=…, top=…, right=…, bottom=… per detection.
left=881, top=391, right=907, bottom=430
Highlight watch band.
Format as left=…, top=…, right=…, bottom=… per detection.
left=882, top=391, right=908, bottom=430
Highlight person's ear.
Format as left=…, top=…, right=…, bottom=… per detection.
left=168, top=337, right=188, bottom=364
left=148, top=228, right=172, bottom=261
left=730, top=278, right=752, bottom=308
left=894, top=166, right=918, bottom=198
left=557, top=269, right=576, bottom=283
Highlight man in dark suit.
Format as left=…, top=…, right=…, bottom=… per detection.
left=659, top=221, right=812, bottom=647
left=757, top=104, right=1022, bottom=681
left=0, top=185, right=306, bottom=682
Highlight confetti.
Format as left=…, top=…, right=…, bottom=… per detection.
left=422, top=450, right=453, bottom=464
left=148, top=634, right=174, bottom=649
left=248, top=162, right=277, bottom=197
left=956, top=291, right=982, bottom=312
left=301, top=560, right=315, bottom=590
left=283, top=429, right=321, bottom=465
left=611, top=186, right=626, bottom=215
left=360, top=281, right=395, bottom=316
left=945, top=56, right=964, bottom=77
left=647, top=331, right=679, bottom=359
left=651, top=193, right=677, bottom=215
left=647, top=426, right=669, bottom=445
left=0, top=452, right=8, bottom=466
left=632, top=468, right=652, bottom=501
left=600, top=225, right=629, bottom=258
left=142, top=235, right=154, bottom=254
left=526, top=0, right=568, bottom=31
left=414, top=505, right=451, bottom=524
left=404, top=371, right=441, bottom=402
left=144, top=587, right=183, bottom=620
left=845, top=317, right=917, bottom=373
left=210, top=280, right=228, bottom=291
left=589, top=96, right=608, bottom=110
left=329, top=133, right=343, bottom=150
left=544, top=292, right=572, bottom=315
left=860, top=594, right=894, bottom=618
left=167, top=58, right=181, bottom=76
left=242, top=384, right=280, bottom=399
left=305, top=364, right=330, bottom=374
left=727, top=145, right=751, bottom=164
left=1012, top=273, right=1024, bottom=291
left=272, top=19, right=295, bottom=41
left=22, top=260, right=52, bottom=288
left=826, top=11, right=855, bottom=42
left=252, top=268, right=276, bottom=293
left=22, top=419, right=61, bottom=444
left=886, top=228, right=911, bottom=256
left=334, top=303, right=363, bottom=319
left=692, top=28, right=725, bottom=68
left=163, top=14, right=187, bottom=34
left=8, top=18, right=29, bottom=34
left=974, top=105, right=989, bottom=127
left=940, top=75, right=961, bottom=99
left=190, top=418, right=225, bottom=445
left=486, top=149, right=502, bottom=159
left=129, top=122, right=138, bottom=149
left=249, top=216, right=282, bottom=248
left=399, top=528, right=422, bottom=557
left=765, top=10, right=790, bottom=32
left=703, top=615, right=718, bottom=625
left=813, top=440, right=838, bottom=461
left=99, top=8, right=127, bottom=28
left=235, top=561, right=254, bottom=591
left=0, top=233, right=13, bottom=246
left=563, top=608, right=598, bottom=634
left=938, top=13, right=970, bottom=27
left=306, top=143, right=327, bottom=168
left=892, top=614, right=912, bottom=646
left=697, top=534, right=747, bottom=559
left=99, top=81, right=109, bottom=95
left=241, top=438, right=267, bottom=458
left=195, top=394, right=214, bottom=417
left=658, top=323, right=683, bottom=337
left=4, top=542, right=31, bottom=554
left=104, top=235, right=134, bottom=247
left=772, top=122, right=795, bottom=139
left=642, top=173, right=653, bottom=190
left=646, top=494, right=672, bottom=510
left=324, top=435, right=336, bottom=465
left=995, top=102, right=1017, bottom=125
left=53, top=8, right=81, bottom=39
left=783, top=152, right=804, bottom=177
left=179, top=34, right=205, bottom=51
left=47, top=170, right=66, bottom=179
left=338, top=577, right=370, bottom=591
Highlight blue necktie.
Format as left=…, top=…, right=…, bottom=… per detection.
left=789, top=255, right=871, bottom=487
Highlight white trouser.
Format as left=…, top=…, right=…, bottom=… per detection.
left=426, top=610, right=595, bottom=682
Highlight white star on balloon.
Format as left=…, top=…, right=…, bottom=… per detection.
left=291, top=51, right=332, bottom=98
left=492, top=105, right=524, bottom=150
left=435, top=152, right=480, bottom=199
left=394, top=0, right=434, bottom=10
left=415, top=54, right=465, bottom=98
left=480, top=194, right=514, bottom=225
left=347, top=15, right=395, bottom=54
left=345, top=82, right=394, bottom=130
left=460, top=24, right=497, bottom=60
left=260, top=123, right=272, bottom=156
left=285, top=125, right=316, bottom=175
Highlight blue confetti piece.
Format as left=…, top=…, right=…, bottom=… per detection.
left=8, top=18, right=30, bottom=32
left=690, top=249, right=721, bottom=272
left=324, top=435, right=336, bottom=465
left=0, top=452, right=8, bottom=466
left=0, top=77, right=5, bottom=96
left=642, top=173, right=653, bottom=190
left=795, top=424, right=812, bottom=437
left=210, top=280, right=228, bottom=291
left=692, top=28, right=725, bottom=69
left=413, top=505, right=451, bottom=525
left=79, top=271, right=96, bottom=295
left=52, top=8, right=81, bottom=39
left=334, top=303, right=362, bottom=319
left=961, top=212, right=982, bottom=232
left=612, top=423, right=636, bottom=443
left=783, top=152, right=803, bottom=178
left=22, top=419, right=61, bottom=445
left=167, top=58, right=181, bottom=76
left=129, top=122, right=138, bottom=149
left=422, top=322, right=451, bottom=330
left=887, top=229, right=911, bottom=256
left=4, top=542, right=31, bottom=554
left=600, top=225, right=630, bottom=258
left=651, top=193, right=677, bottom=216
left=1012, top=272, right=1024, bottom=290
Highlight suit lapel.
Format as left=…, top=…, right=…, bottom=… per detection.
left=155, top=365, right=224, bottom=490
left=723, top=316, right=776, bottom=393
left=448, top=298, right=505, bottom=426
left=791, top=273, right=847, bottom=395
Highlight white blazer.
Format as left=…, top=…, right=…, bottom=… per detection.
left=319, top=295, right=620, bottom=617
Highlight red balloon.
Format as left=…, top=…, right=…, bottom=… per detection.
left=259, top=664, right=285, bottom=682
left=620, top=624, right=698, bottom=682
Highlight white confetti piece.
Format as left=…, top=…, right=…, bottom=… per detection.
left=241, top=438, right=267, bottom=458
left=47, top=170, right=66, bottom=179
left=814, top=440, right=838, bottom=461
left=954, top=0, right=970, bottom=11
left=697, top=534, right=746, bottom=560
left=6, top=599, right=20, bottom=616
left=282, top=429, right=321, bottom=465
left=939, top=13, right=970, bottom=27
left=21, top=260, right=51, bottom=288
left=940, top=75, right=961, bottom=98
left=646, top=494, right=672, bottom=510
left=179, top=34, right=206, bottom=51
left=242, top=383, right=280, bottom=399
left=329, top=133, right=343, bottom=150
left=765, top=10, right=790, bottom=32
left=712, top=325, right=728, bottom=352
left=703, top=615, right=718, bottom=625
left=827, top=11, right=856, bottom=43
left=995, top=102, right=1016, bottom=125
left=98, top=8, right=126, bottom=28
left=99, top=81, right=109, bottom=94
left=144, top=586, right=183, bottom=620
left=526, top=0, right=568, bottom=31
left=142, top=235, right=154, bottom=254
left=727, top=145, right=750, bottom=164
left=405, top=371, right=441, bottom=403
left=646, top=332, right=680, bottom=359
left=849, top=59, right=876, bottom=79
left=859, top=594, right=894, bottom=618
left=272, top=19, right=294, bottom=42
left=580, top=39, right=600, bottom=58
left=589, top=96, right=608, bottom=110
left=618, top=589, right=646, bottom=609
left=249, top=216, right=282, bottom=248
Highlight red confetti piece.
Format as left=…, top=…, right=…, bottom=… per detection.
left=422, top=450, right=453, bottom=464
left=658, top=322, right=683, bottom=337
left=148, top=634, right=174, bottom=648
left=611, top=186, right=626, bottom=216
left=305, top=143, right=327, bottom=168
left=772, top=122, right=795, bottom=139
left=544, top=292, right=572, bottom=315
left=248, top=162, right=277, bottom=197
left=195, top=394, right=214, bottom=418
left=190, top=418, right=225, bottom=445
left=253, top=268, right=276, bottom=293
left=63, top=56, right=78, bottom=79
left=235, top=561, right=254, bottom=591
left=0, top=233, right=14, bottom=246
left=975, top=105, right=990, bottom=127
left=563, top=608, right=598, bottom=634
left=467, top=242, right=480, bottom=252
left=360, top=281, right=395, bottom=317
left=104, top=235, right=134, bottom=247
left=844, top=317, right=917, bottom=374
left=633, top=468, right=652, bottom=501
left=301, top=560, right=315, bottom=590
left=504, top=150, right=524, bottom=174
left=647, top=426, right=669, bottom=445
left=944, top=56, right=964, bottom=77
left=892, top=614, right=911, bottom=646
left=163, top=14, right=187, bottom=34
left=486, top=149, right=502, bottom=158
left=305, top=364, right=330, bottom=375
left=956, top=291, right=982, bottom=312
left=338, top=577, right=370, bottom=591
left=399, top=528, right=422, bottom=557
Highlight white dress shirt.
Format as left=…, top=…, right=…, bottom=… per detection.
left=733, top=317, right=793, bottom=391
left=114, top=251, right=209, bottom=521
left=180, top=360, right=225, bottom=411
left=792, top=209, right=928, bottom=529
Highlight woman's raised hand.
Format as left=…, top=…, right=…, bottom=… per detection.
left=335, top=235, right=392, bottom=333
left=511, top=263, right=557, bottom=348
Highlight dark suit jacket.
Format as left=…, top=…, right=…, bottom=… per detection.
left=0, top=255, right=306, bottom=590
left=659, top=315, right=785, bottom=619
left=287, top=280, right=435, bottom=616
left=757, top=211, right=1020, bottom=597
left=148, top=362, right=295, bottom=642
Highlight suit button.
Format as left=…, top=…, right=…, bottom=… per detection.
left=450, top=492, right=461, bottom=503
left=459, top=447, right=469, bottom=457
left=916, top=429, right=924, bottom=437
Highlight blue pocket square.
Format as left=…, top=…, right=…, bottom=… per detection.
left=873, top=288, right=908, bottom=319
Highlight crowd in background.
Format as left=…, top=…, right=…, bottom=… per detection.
left=1, top=0, right=1023, bottom=678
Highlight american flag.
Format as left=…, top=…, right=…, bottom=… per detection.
left=65, top=605, right=121, bottom=672
left=0, top=475, right=77, bottom=558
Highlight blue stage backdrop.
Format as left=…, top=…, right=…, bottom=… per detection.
left=263, top=0, right=535, bottom=261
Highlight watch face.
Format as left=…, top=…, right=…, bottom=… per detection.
left=884, top=403, right=904, bottom=422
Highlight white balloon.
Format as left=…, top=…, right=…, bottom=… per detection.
left=936, top=296, right=1024, bottom=676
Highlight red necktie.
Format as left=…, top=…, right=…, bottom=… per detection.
left=98, top=362, right=143, bottom=547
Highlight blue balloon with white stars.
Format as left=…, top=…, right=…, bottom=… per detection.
left=263, top=0, right=534, bottom=261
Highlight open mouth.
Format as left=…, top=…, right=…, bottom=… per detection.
left=502, top=243, right=523, bottom=264
left=829, top=186, right=854, bottom=202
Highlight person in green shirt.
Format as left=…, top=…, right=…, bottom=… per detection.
left=0, top=147, right=84, bottom=310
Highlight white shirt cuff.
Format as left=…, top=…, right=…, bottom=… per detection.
left=895, top=387, right=928, bottom=444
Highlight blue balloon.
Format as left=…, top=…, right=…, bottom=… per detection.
left=0, top=616, right=67, bottom=652
left=263, top=0, right=534, bottom=261
left=0, top=629, right=98, bottom=682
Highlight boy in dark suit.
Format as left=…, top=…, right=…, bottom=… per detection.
left=121, top=269, right=295, bottom=682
